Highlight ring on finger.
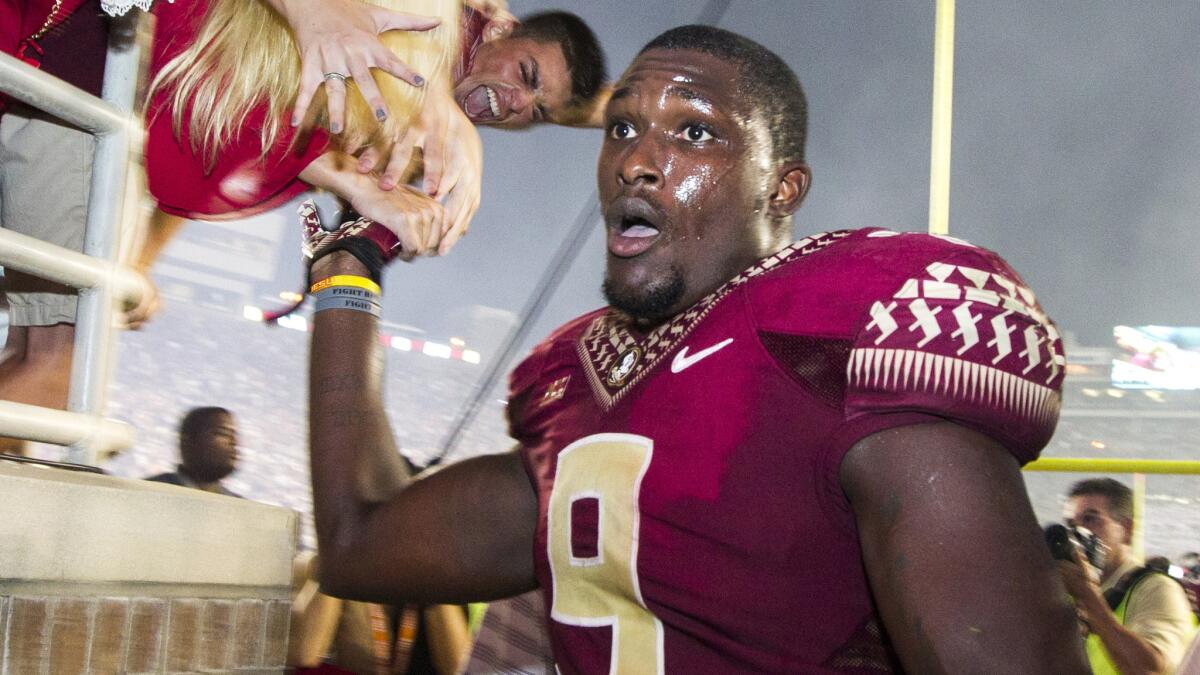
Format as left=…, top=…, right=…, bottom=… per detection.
left=323, top=72, right=349, bottom=83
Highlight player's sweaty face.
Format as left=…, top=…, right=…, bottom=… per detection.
left=598, top=49, right=775, bottom=323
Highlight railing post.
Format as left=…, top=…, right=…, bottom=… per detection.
left=65, top=14, right=142, bottom=464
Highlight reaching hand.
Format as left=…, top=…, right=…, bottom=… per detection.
left=347, top=182, right=446, bottom=259
left=356, top=90, right=482, bottom=256
left=273, top=0, right=441, bottom=132
left=434, top=100, right=482, bottom=255
left=119, top=269, right=161, bottom=330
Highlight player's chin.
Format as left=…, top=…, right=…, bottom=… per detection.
left=602, top=263, right=685, bottom=322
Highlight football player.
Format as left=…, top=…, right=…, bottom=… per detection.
left=304, top=25, right=1090, bottom=673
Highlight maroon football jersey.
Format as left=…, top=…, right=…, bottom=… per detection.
left=509, top=229, right=1065, bottom=673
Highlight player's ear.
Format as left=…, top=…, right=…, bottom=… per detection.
left=768, top=162, right=811, bottom=218
left=558, top=83, right=613, bottom=128
left=482, top=18, right=516, bottom=42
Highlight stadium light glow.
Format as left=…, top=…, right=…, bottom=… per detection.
left=1105, top=388, right=1125, bottom=399
left=391, top=336, right=413, bottom=351
left=1090, top=440, right=1106, bottom=449
left=423, top=342, right=452, bottom=359
left=277, top=314, right=308, bottom=332
left=462, top=350, right=481, bottom=365
left=449, top=337, right=466, bottom=347
left=1081, top=388, right=1099, bottom=397
left=278, top=291, right=303, bottom=303
left=242, top=305, right=264, bottom=322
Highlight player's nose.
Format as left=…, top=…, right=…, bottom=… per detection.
left=617, top=137, right=663, bottom=188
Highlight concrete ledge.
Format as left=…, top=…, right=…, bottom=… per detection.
left=0, top=462, right=296, bottom=588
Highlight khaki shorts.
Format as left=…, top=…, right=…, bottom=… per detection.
left=0, top=105, right=93, bottom=326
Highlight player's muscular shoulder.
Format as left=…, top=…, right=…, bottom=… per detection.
left=747, top=228, right=1036, bottom=336
left=841, top=230, right=1066, bottom=462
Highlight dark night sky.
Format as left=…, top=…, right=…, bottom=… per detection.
left=377, top=1, right=1200, bottom=353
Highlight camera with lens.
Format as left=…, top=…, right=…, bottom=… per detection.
left=1044, top=523, right=1107, bottom=570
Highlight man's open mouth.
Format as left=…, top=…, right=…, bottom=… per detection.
left=607, top=203, right=664, bottom=258
left=462, top=84, right=502, bottom=121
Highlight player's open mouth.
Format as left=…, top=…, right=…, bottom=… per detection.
left=608, top=215, right=662, bottom=258
left=462, top=85, right=503, bottom=122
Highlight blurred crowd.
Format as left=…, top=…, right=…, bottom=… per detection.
left=101, top=302, right=508, bottom=548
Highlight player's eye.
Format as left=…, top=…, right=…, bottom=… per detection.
left=681, top=124, right=714, bottom=142
left=609, top=121, right=637, bottom=140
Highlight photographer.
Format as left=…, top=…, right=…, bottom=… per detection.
left=1059, top=478, right=1196, bottom=674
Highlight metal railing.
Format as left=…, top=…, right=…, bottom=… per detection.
left=0, top=17, right=146, bottom=463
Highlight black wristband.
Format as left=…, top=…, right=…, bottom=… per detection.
left=311, top=237, right=386, bottom=285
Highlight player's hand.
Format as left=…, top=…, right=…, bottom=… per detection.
left=280, top=0, right=441, bottom=132
left=348, top=183, right=446, bottom=258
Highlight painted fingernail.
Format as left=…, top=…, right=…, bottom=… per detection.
left=413, top=75, right=425, bottom=86
left=375, top=108, right=387, bottom=121
left=330, top=123, right=342, bottom=134
left=291, top=114, right=300, bottom=126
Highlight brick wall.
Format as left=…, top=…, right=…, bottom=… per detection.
left=0, top=595, right=290, bottom=675
left=0, top=466, right=297, bottom=675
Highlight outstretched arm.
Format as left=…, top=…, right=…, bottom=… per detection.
left=308, top=251, right=538, bottom=604
left=840, top=421, right=1090, bottom=674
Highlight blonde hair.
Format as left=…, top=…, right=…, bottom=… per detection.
left=149, top=0, right=460, bottom=169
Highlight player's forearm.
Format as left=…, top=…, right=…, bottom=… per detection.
left=308, top=251, right=411, bottom=583
left=1081, top=593, right=1167, bottom=675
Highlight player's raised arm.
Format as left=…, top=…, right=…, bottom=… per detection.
left=307, top=249, right=538, bottom=605
left=840, top=421, right=1090, bottom=674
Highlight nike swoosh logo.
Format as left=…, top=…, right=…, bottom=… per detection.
left=671, top=338, right=734, bottom=374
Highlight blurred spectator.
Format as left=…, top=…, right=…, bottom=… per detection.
left=146, top=406, right=241, bottom=496
left=1181, top=552, right=1200, bottom=580
left=1059, top=478, right=1197, bottom=674
left=1148, top=556, right=1174, bottom=574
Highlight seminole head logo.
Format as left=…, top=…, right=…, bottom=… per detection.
left=607, top=347, right=642, bottom=387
